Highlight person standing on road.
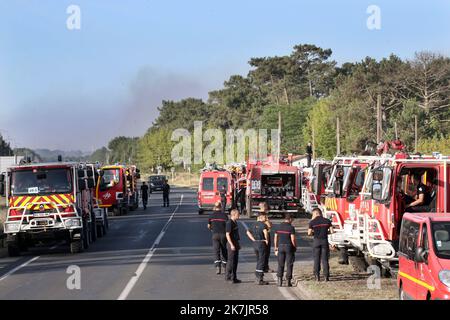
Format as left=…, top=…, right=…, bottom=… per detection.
left=225, top=209, right=241, bottom=283
left=308, top=208, right=334, bottom=282
left=274, top=213, right=297, bottom=287
left=140, top=181, right=149, bottom=210
left=219, top=184, right=227, bottom=213
left=258, top=202, right=273, bottom=273
left=246, top=213, right=269, bottom=285
left=208, top=201, right=229, bottom=275
left=162, top=179, right=170, bottom=207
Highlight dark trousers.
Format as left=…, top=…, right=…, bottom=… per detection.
left=163, top=194, right=169, bottom=206
left=212, top=233, right=227, bottom=266
left=142, top=197, right=148, bottom=209
left=277, top=244, right=295, bottom=280
left=264, top=234, right=271, bottom=271
left=313, top=238, right=330, bottom=277
left=254, top=241, right=267, bottom=280
left=226, top=242, right=239, bottom=280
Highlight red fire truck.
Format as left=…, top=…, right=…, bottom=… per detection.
left=96, top=164, right=140, bottom=216
left=2, top=161, right=96, bottom=256
left=245, top=155, right=302, bottom=217
left=198, top=168, right=234, bottom=214
left=326, top=149, right=450, bottom=275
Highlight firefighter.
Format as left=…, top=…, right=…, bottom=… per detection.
left=306, top=142, right=313, bottom=167
left=225, top=209, right=241, bottom=283
left=274, top=213, right=297, bottom=287
left=162, top=179, right=170, bottom=207
left=246, top=213, right=269, bottom=285
left=258, top=202, right=273, bottom=273
left=219, top=184, right=227, bottom=213
left=308, top=208, right=334, bottom=281
left=140, top=181, right=149, bottom=210
left=405, top=173, right=431, bottom=212
left=208, top=201, right=228, bottom=274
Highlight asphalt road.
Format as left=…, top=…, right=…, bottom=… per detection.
left=0, top=188, right=304, bottom=300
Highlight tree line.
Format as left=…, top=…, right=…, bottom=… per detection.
left=90, top=44, right=450, bottom=170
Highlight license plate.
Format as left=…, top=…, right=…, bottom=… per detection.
left=36, top=220, right=49, bottom=226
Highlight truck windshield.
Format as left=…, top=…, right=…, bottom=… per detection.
left=11, top=168, right=72, bottom=195
left=100, top=169, right=121, bottom=190
left=432, top=222, right=450, bottom=259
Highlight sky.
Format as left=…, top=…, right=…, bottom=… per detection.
left=0, top=0, right=449, bottom=151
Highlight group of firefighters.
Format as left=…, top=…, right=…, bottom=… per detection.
left=139, top=179, right=171, bottom=210
left=207, top=200, right=334, bottom=286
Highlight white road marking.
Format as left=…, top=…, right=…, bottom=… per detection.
left=0, top=256, right=40, bottom=282
left=240, top=220, right=297, bottom=300
left=117, top=194, right=184, bottom=300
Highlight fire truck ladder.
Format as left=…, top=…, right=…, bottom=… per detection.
left=301, top=187, right=320, bottom=213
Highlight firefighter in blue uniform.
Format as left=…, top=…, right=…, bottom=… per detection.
left=308, top=208, right=334, bottom=281
left=225, top=209, right=241, bottom=283
left=274, top=213, right=297, bottom=287
left=208, top=201, right=228, bottom=274
left=246, top=213, right=270, bottom=285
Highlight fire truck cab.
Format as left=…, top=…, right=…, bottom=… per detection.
left=3, top=162, right=92, bottom=256
left=96, top=164, right=140, bottom=216
left=198, top=169, right=233, bottom=214
left=398, top=212, right=450, bottom=300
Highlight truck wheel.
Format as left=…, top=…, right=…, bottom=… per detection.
left=82, top=221, right=90, bottom=250
left=7, top=243, right=20, bottom=257
left=90, top=217, right=97, bottom=242
left=349, top=255, right=368, bottom=273
left=70, top=240, right=83, bottom=254
left=105, top=213, right=109, bottom=231
left=399, top=286, right=406, bottom=300
left=337, top=248, right=349, bottom=265
left=97, top=224, right=104, bottom=238
left=112, top=208, right=120, bottom=216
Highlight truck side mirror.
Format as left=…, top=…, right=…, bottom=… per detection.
left=86, top=169, right=94, bottom=178
left=0, top=182, right=5, bottom=196
left=414, top=247, right=428, bottom=263
left=78, top=169, right=85, bottom=178
left=371, top=182, right=383, bottom=201
left=78, top=179, right=86, bottom=191
left=0, top=173, right=5, bottom=183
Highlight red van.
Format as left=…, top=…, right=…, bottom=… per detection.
left=398, top=212, right=450, bottom=300
left=198, top=170, right=233, bottom=214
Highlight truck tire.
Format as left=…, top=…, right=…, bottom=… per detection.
left=90, top=216, right=97, bottom=242
left=70, top=240, right=83, bottom=254
left=97, top=224, right=104, bottom=238
left=7, top=243, right=20, bottom=257
left=112, top=207, right=120, bottom=216
left=82, top=220, right=90, bottom=250
left=337, top=248, right=349, bottom=265
left=349, top=255, right=368, bottom=273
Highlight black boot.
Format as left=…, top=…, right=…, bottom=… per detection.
left=216, top=265, right=221, bottom=275
left=287, top=279, right=292, bottom=287
left=325, top=275, right=330, bottom=282
left=315, top=274, right=320, bottom=282
left=277, top=277, right=283, bottom=287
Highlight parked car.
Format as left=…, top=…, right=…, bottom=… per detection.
left=149, top=175, right=167, bottom=192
